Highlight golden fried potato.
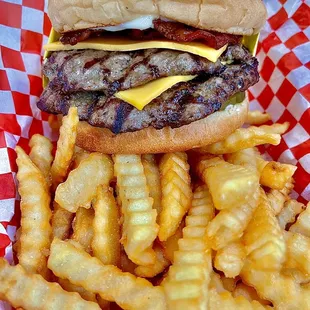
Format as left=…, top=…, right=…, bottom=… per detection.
left=51, top=201, right=74, bottom=240
left=163, top=186, right=213, bottom=309
left=120, top=249, right=137, bottom=274
left=284, top=231, right=310, bottom=275
left=210, top=272, right=226, bottom=293
left=290, top=202, right=310, bottom=237
left=198, top=157, right=259, bottom=210
left=196, top=123, right=289, bottom=154
left=114, top=154, right=158, bottom=266
left=209, top=288, right=268, bottom=309
left=226, top=148, right=261, bottom=172
left=50, top=107, right=79, bottom=190
left=243, top=190, right=286, bottom=271
left=210, top=285, right=267, bottom=309
left=29, top=134, right=53, bottom=186
left=142, top=154, right=162, bottom=217
left=13, top=227, right=22, bottom=258
left=48, top=239, right=166, bottom=310
left=0, top=258, right=100, bottom=310
left=71, top=147, right=90, bottom=170
left=72, top=207, right=94, bottom=253
left=190, top=184, right=215, bottom=223
left=48, top=114, right=61, bottom=132
left=267, top=190, right=287, bottom=216
left=205, top=190, right=259, bottom=250
left=16, top=146, right=52, bottom=279
left=221, top=276, right=238, bottom=293
left=246, top=110, right=271, bottom=125
left=260, top=161, right=297, bottom=190
left=232, top=283, right=271, bottom=305
left=214, top=242, right=246, bottom=278
left=134, top=244, right=170, bottom=278
left=58, top=278, right=97, bottom=302
left=55, top=153, right=113, bottom=213
left=241, top=264, right=308, bottom=309
left=277, top=199, right=305, bottom=230
left=158, top=152, right=192, bottom=241
left=92, top=186, right=121, bottom=266
left=161, top=220, right=184, bottom=263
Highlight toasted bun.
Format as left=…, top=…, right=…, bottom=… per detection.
left=76, top=98, right=248, bottom=154
left=49, top=0, right=266, bottom=36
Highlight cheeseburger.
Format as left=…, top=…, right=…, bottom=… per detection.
left=38, top=0, right=267, bottom=154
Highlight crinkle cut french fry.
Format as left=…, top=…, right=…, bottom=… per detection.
left=58, top=278, right=97, bottom=302
left=260, top=161, right=297, bottom=190
left=198, top=157, right=259, bottom=210
left=191, top=184, right=215, bottom=223
left=267, top=190, right=287, bottom=216
left=196, top=123, right=289, bottom=154
left=209, top=288, right=267, bottom=310
left=134, top=244, right=170, bottom=278
left=277, top=199, right=305, bottom=230
left=205, top=189, right=259, bottom=250
left=92, top=185, right=121, bottom=266
left=29, top=134, right=53, bottom=186
left=16, top=146, right=52, bottom=279
left=267, top=178, right=295, bottom=216
left=142, top=154, right=162, bottom=217
left=246, top=110, right=271, bottom=125
left=50, top=107, right=79, bottom=190
left=163, top=186, right=213, bottom=309
left=114, top=155, right=158, bottom=266
left=221, top=276, right=238, bottom=293
left=232, top=283, right=271, bottom=306
left=72, top=207, right=94, bottom=253
left=214, top=241, right=246, bottom=278
left=13, top=227, right=21, bottom=257
left=243, top=190, right=286, bottom=271
left=55, top=153, right=113, bottom=212
left=241, top=263, right=310, bottom=309
left=71, top=147, right=90, bottom=170
left=210, top=272, right=226, bottom=294
left=0, top=258, right=100, bottom=310
left=48, top=239, right=166, bottom=310
left=96, top=295, right=112, bottom=310
left=228, top=149, right=297, bottom=191
left=52, top=202, right=74, bottom=240
left=225, top=148, right=260, bottom=171
left=290, top=202, right=310, bottom=237
left=284, top=231, right=310, bottom=275
left=120, top=249, right=137, bottom=274
left=161, top=220, right=184, bottom=263
left=48, top=114, right=61, bottom=132
left=158, top=152, right=192, bottom=241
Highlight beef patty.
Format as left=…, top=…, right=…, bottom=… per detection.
left=43, top=45, right=252, bottom=95
left=38, top=51, right=259, bottom=134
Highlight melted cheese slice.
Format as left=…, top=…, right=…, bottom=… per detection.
left=44, top=37, right=227, bottom=62
left=115, top=75, right=197, bottom=110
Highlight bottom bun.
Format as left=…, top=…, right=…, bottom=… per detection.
left=76, top=98, right=248, bottom=154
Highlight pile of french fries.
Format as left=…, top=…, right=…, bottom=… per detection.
left=1, top=107, right=309, bottom=310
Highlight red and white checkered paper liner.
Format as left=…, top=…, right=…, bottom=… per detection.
left=0, top=0, right=309, bottom=305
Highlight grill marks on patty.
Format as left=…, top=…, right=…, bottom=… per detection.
left=38, top=50, right=259, bottom=134
left=44, top=48, right=225, bottom=95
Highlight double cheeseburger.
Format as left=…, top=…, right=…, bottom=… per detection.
left=38, top=0, right=267, bottom=154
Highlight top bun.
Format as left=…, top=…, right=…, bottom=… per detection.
left=48, top=0, right=267, bottom=36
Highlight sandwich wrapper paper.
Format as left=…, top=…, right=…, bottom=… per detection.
left=0, top=0, right=309, bottom=307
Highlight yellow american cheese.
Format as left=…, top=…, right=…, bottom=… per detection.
left=115, top=75, right=197, bottom=110
left=44, top=37, right=227, bottom=63
left=43, top=29, right=260, bottom=110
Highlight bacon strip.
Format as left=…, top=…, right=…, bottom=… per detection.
left=60, top=19, right=241, bottom=49
left=153, top=19, right=241, bottom=49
